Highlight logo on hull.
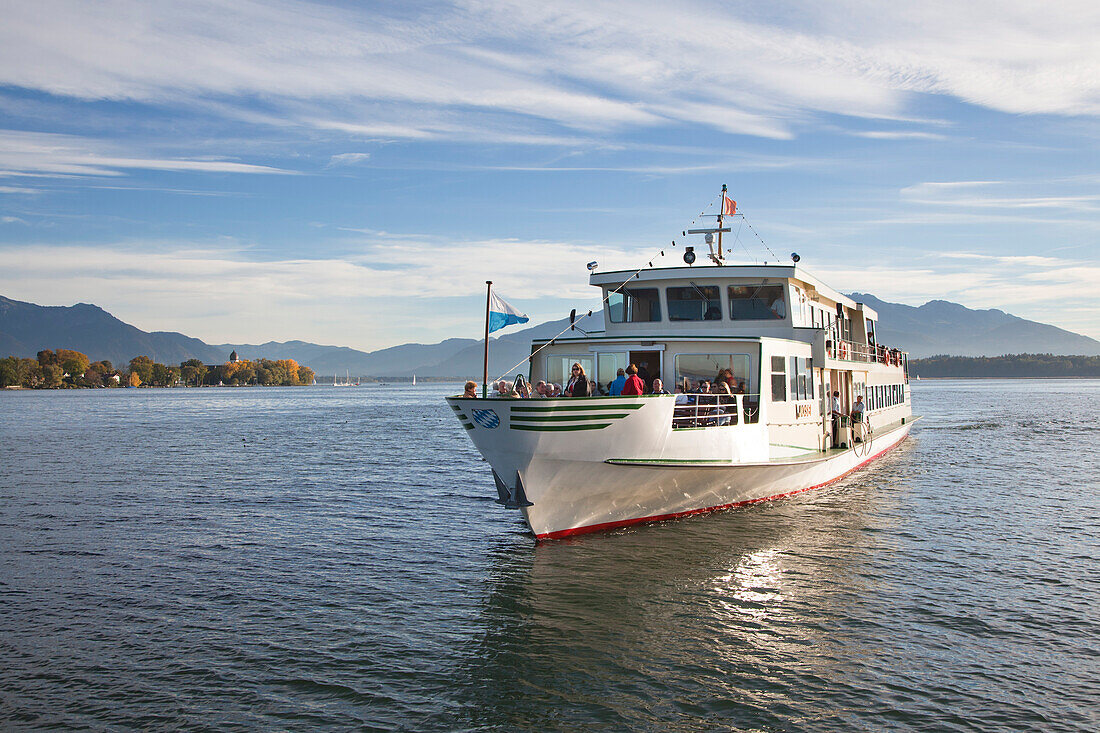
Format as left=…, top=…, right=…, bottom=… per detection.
left=471, top=408, right=500, bottom=429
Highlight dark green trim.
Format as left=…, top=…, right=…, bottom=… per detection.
left=511, top=414, right=630, bottom=422
left=511, top=423, right=612, bottom=431
left=511, top=403, right=644, bottom=412
left=607, top=457, right=739, bottom=465
left=462, top=423, right=475, bottom=430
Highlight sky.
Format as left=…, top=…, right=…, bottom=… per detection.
left=0, top=0, right=1098, bottom=350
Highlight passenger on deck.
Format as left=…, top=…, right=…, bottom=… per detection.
left=844, top=394, right=862, bottom=429
left=534, top=380, right=549, bottom=398
left=549, top=383, right=562, bottom=397
left=463, top=380, right=477, bottom=398
left=621, top=364, right=644, bottom=395
left=564, top=363, right=589, bottom=397
left=609, top=368, right=626, bottom=396
left=830, top=390, right=844, bottom=446
left=652, top=378, right=671, bottom=395
left=495, top=380, right=514, bottom=398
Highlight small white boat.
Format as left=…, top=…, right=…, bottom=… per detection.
left=447, top=189, right=915, bottom=539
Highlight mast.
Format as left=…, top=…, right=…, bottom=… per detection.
left=482, top=281, right=492, bottom=398
left=718, top=183, right=726, bottom=262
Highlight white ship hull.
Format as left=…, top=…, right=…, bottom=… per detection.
left=448, top=396, right=913, bottom=539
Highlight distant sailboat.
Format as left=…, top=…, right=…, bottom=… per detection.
left=412, top=374, right=416, bottom=386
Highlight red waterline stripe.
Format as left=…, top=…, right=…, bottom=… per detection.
left=535, top=431, right=910, bottom=541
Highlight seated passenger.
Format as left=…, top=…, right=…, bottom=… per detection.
left=621, top=364, right=644, bottom=395
left=534, top=380, right=549, bottom=398
left=652, top=378, right=671, bottom=395
left=495, top=380, right=514, bottom=398
left=549, top=383, right=562, bottom=397
left=609, top=368, right=626, bottom=396
left=463, top=380, right=477, bottom=398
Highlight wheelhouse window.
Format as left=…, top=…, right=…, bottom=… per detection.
left=667, top=285, right=721, bottom=321
left=729, top=285, right=787, bottom=320
left=596, top=352, right=628, bottom=387
left=674, top=354, right=751, bottom=394
left=547, top=355, right=594, bottom=387
left=607, top=287, right=661, bottom=323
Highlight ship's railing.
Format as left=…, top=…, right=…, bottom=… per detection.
left=672, top=393, right=760, bottom=429
left=826, top=338, right=875, bottom=363
left=826, top=339, right=908, bottom=366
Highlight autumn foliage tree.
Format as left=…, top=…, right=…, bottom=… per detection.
left=56, top=349, right=90, bottom=377
left=128, top=356, right=155, bottom=385
left=2, top=349, right=316, bottom=388
left=180, top=359, right=207, bottom=386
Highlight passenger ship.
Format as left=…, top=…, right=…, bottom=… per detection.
left=446, top=204, right=915, bottom=539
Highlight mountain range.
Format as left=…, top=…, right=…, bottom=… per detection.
left=2, top=293, right=1098, bottom=378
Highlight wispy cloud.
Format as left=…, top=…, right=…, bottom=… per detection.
left=902, top=180, right=1100, bottom=212
left=812, top=251, right=1100, bottom=339
left=853, top=131, right=950, bottom=140
left=0, top=235, right=637, bottom=347
left=326, top=152, right=371, bottom=167
left=2, top=237, right=1097, bottom=347
left=1, top=0, right=1095, bottom=145
left=0, top=130, right=292, bottom=177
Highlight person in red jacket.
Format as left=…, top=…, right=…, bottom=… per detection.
left=621, top=364, right=645, bottom=395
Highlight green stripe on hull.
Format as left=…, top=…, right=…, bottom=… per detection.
left=462, top=423, right=475, bottom=430
left=511, top=404, right=644, bottom=413
left=511, top=423, right=612, bottom=431
left=511, top=414, right=630, bottom=422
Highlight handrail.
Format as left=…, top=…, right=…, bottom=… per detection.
left=826, top=338, right=908, bottom=365
left=672, top=393, right=760, bottom=429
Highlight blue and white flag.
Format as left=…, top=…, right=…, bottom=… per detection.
left=488, top=291, right=529, bottom=333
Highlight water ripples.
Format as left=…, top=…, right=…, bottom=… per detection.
left=1, top=381, right=1098, bottom=731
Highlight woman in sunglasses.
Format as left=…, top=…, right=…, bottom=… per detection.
left=563, top=362, right=590, bottom=397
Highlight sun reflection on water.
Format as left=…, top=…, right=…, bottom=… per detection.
left=712, top=548, right=784, bottom=619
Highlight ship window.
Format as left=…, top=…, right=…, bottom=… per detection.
left=770, top=356, right=786, bottom=402
left=547, top=355, right=594, bottom=387
left=729, top=285, right=786, bottom=320
left=788, top=356, right=813, bottom=400
left=667, top=285, right=721, bottom=321
left=596, top=352, right=628, bottom=386
left=607, top=287, right=661, bottom=323
left=675, top=354, right=751, bottom=393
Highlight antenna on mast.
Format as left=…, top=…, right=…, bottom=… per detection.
left=686, top=183, right=732, bottom=266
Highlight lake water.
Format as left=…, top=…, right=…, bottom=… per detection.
left=1, top=380, right=1097, bottom=731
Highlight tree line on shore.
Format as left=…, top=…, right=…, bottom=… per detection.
left=0, top=349, right=316, bottom=389
left=909, top=353, right=1100, bottom=378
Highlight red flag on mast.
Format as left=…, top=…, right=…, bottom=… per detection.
left=723, top=195, right=736, bottom=217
